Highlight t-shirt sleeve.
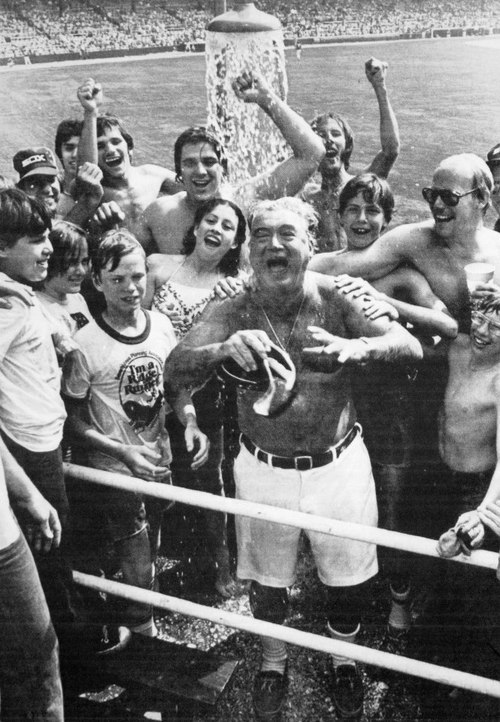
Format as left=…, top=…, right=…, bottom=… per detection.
left=0, top=302, right=26, bottom=362
left=163, top=313, right=177, bottom=350
left=61, top=346, right=92, bottom=399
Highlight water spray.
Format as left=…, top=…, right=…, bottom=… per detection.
left=205, top=2, right=289, bottom=186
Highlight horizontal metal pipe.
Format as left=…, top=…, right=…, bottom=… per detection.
left=65, top=463, right=498, bottom=570
left=74, top=571, right=500, bottom=700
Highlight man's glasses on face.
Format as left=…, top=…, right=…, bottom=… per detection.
left=471, top=309, right=500, bottom=337
left=422, top=187, right=478, bottom=207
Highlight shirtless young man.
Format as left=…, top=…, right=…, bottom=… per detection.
left=432, top=293, right=500, bottom=691
left=438, top=293, right=500, bottom=545
left=76, top=78, right=180, bottom=251
left=164, top=197, right=421, bottom=720
left=310, top=153, right=497, bottom=331
left=302, top=57, right=400, bottom=252
left=139, top=71, right=325, bottom=256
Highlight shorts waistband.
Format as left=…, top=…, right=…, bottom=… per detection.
left=239, top=424, right=360, bottom=471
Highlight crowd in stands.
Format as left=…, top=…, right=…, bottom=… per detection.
left=0, top=0, right=500, bottom=60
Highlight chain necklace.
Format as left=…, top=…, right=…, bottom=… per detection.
left=259, top=293, right=306, bottom=351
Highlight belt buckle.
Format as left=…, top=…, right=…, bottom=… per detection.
left=295, top=455, right=313, bottom=471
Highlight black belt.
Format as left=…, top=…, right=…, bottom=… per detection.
left=240, top=424, right=359, bottom=471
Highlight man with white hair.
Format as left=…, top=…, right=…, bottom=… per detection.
left=164, top=197, right=421, bottom=720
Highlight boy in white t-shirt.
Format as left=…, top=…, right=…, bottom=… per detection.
left=0, top=188, right=74, bottom=634
left=63, top=229, right=208, bottom=636
left=36, top=220, right=92, bottom=360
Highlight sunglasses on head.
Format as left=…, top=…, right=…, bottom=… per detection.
left=422, top=187, right=478, bottom=207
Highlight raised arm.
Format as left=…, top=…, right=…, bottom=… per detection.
left=363, top=58, right=400, bottom=179
left=76, top=77, right=102, bottom=167
left=63, top=161, right=104, bottom=226
left=232, top=71, right=325, bottom=200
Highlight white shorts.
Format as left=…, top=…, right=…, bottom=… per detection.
left=233, top=430, right=378, bottom=588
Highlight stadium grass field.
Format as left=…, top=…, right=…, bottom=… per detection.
left=1, top=35, right=499, bottom=228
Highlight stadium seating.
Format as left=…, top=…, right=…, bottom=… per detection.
left=0, top=0, right=499, bottom=59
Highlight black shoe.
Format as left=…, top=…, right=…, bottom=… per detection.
left=253, top=667, right=288, bottom=720
left=331, top=664, right=364, bottom=719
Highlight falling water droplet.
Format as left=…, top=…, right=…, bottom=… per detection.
left=205, top=29, right=289, bottom=192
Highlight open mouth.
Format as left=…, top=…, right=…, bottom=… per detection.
left=351, top=226, right=370, bottom=235
left=192, top=179, right=211, bottom=190
left=433, top=213, right=453, bottom=223
left=105, top=155, right=122, bottom=168
left=472, top=334, right=489, bottom=348
left=267, top=258, right=288, bottom=272
left=204, top=234, right=221, bottom=248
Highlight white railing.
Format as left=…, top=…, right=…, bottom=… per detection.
left=65, top=462, right=500, bottom=699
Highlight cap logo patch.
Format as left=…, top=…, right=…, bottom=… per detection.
left=22, top=154, right=48, bottom=167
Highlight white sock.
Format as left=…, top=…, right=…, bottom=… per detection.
left=130, top=617, right=158, bottom=637
left=327, top=622, right=360, bottom=669
left=389, top=584, right=412, bottom=631
left=260, top=636, right=287, bottom=675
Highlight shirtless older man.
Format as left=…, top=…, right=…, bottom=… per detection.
left=140, top=71, right=325, bottom=255
left=164, top=197, right=421, bottom=720
left=310, top=153, right=496, bottom=331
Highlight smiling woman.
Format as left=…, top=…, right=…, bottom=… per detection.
left=143, top=197, right=247, bottom=598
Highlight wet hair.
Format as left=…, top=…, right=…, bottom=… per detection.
left=338, top=173, right=395, bottom=224
left=174, top=126, right=228, bottom=181
left=46, top=221, right=87, bottom=280
left=477, top=293, right=500, bottom=316
left=0, top=187, right=51, bottom=248
left=96, top=114, right=134, bottom=154
left=54, top=119, right=83, bottom=161
left=182, top=198, right=247, bottom=277
left=91, top=228, right=145, bottom=282
left=248, top=197, right=318, bottom=252
left=309, top=111, right=354, bottom=170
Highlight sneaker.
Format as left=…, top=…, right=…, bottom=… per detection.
left=253, top=667, right=288, bottom=720
left=331, top=664, right=364, bottom=719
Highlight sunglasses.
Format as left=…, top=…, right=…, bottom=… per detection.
left=422, top=187, right=477, bottom=207
left=471, top=309, right=500, bottom=337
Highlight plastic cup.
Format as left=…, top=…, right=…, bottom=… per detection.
left=464, top=262, right=495, bottom=293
